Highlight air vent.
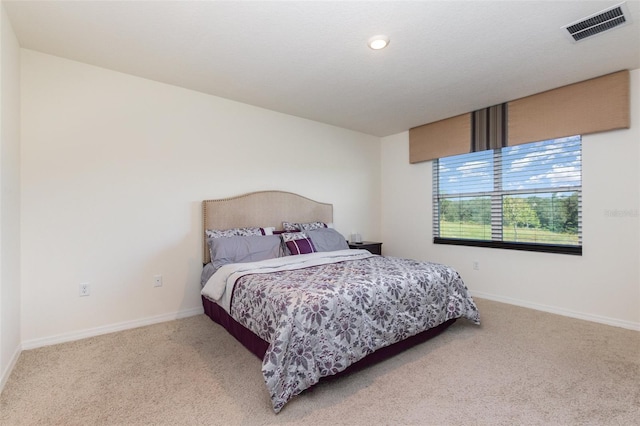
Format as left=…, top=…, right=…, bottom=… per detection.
left=563, top=2, right=631, bottom=42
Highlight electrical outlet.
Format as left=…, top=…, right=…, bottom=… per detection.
left=473, top=261, right=480, bottom=271
left=153, top=274, right=163, bottom=287
left=79, top=282, right=90, bottom=297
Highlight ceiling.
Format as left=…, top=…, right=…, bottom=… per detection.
left=4, top=0, right=640, bottom=137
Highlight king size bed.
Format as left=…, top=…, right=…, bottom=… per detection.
left=200, top=191, right=479, bottom=413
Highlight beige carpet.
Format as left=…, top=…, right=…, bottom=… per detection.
left=1, top=298, right=638, bottom=425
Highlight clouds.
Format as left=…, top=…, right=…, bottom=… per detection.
left=438, top=149, right=493, bottom=194
left=438, top=136, right=581, bottom=195
left=503, top=136, right=581, bottom=191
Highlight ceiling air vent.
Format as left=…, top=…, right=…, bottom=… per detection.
left=563, top=2, right=631, bottom=42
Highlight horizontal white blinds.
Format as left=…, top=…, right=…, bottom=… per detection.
left=434, top=136, right=582, bottom=246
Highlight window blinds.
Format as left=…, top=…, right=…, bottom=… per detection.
left=433, top=136, right=582, bottom=253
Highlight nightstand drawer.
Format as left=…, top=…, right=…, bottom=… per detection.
left=348, top=241, right=382, bottom=255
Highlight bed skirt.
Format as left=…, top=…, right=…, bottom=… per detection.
left=201, top=295, right=456, bottom=380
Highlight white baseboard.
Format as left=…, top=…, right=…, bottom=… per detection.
left=21, top=306, right=204, bottom=351
left=470, top=290, right=640, bottom=331
left=0, top=344, right=22, bottom=395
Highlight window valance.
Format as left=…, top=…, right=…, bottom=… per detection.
left=409, top=70, right=630, bottom=164
left=409, top=113, right=470, bottom=163
left=507, top=70, right=629, bottom=146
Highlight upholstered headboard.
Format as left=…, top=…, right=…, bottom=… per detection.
left=202, top=191, right=333, bottom=263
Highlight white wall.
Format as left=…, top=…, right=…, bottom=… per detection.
left=0, top=3, right=21, bottom=391
left=381, top=69, right=640, bottom=330
left=20, top=50, right=381, bottom=346
left=15, top=38, right=638, bottom=356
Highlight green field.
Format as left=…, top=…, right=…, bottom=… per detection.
left=440, top=221, right=579, bottom=245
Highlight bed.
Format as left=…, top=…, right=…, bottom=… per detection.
left=200, top=191, right=480, bottom=413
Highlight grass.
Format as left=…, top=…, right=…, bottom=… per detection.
left=440, top=221, right=579, bottom=245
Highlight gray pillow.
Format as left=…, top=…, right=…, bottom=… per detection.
left=200, top=262, right=217, bottom=287
left=208, top=235, right=282, bottom=268
left=306, top=228, right=349, bottom=252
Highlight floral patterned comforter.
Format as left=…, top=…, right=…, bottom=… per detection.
left=225, top=252, right=480, bottom=412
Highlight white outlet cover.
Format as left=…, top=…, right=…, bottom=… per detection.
left=79, top=282, right=90, bottom=296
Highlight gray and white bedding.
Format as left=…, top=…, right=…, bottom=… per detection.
left=201, top=249, right=480, bottom=413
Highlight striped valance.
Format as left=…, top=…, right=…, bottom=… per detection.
left=472, top=103, right=507, bottom=152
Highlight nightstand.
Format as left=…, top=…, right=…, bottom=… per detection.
left=348, top=241, right=383, bottom=255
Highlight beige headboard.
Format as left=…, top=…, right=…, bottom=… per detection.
left=202, top=191, right=333, bottom=263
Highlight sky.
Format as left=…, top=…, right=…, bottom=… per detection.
left=438, top=135, right=582, bottom=197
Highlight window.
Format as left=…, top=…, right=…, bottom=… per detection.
left=433, top=136, right=582, bottom=255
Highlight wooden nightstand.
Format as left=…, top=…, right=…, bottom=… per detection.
left=348, top=241, right=382, bottom=255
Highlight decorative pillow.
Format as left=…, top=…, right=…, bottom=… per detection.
left=306, top=228, right=349, bottom=252
left=280, top=231, right=309, bottom=242
left=282, top=221, right=330, bottom=232
left=300, top=221, right=329, bottom=231
left=206, top=226, right=274, bottom=239
left=281, top=232, right=317, bottom=255
left=208, top=235, right=282, bottom=269
left=282, top=222, right=301, bottom=232
left=261, top=227, right=275, bottom=235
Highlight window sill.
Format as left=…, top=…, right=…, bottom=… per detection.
left=433, top=237, right=582, bottom=255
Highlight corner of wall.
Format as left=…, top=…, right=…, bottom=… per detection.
left=0, top=2, right=23, bottom=394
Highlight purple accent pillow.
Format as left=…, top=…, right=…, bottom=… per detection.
left=285, top=237, right=317, bottom=255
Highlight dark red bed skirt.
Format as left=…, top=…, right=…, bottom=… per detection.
left=201, top=295, right=456, bottom=379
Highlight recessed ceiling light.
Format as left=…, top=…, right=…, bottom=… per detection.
left=368, top=35, right=389, bottom=50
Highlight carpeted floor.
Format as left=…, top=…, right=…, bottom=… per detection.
left=1, top=298, right=638, bottom=425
